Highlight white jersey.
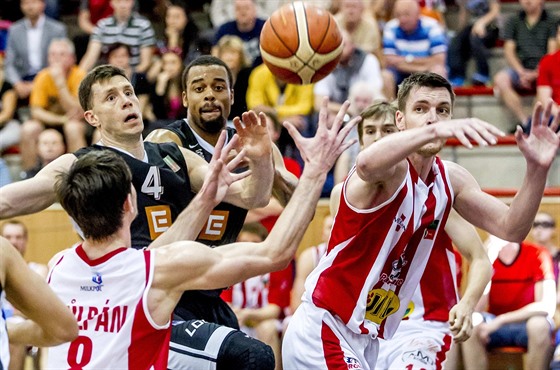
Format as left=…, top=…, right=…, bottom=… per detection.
left=47, top=245, right=170, bottom=369
left=303, top=158, right=453, bottom=340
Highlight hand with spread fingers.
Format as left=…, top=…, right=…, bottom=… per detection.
left=284, top=97, right=360, bottom=175
left=233, top=111, right=273, bottom=161
left=515, top=99, right=560, bottom=169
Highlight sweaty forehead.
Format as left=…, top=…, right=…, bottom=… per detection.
left=188, top=65, right=228, bottom=84
left=408, top=86, right=451, bottom=106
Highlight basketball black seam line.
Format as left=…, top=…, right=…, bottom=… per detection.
left=267, top=4, right=309, bottom=72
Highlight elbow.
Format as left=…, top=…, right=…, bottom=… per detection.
left=51, top=321, right=79, bottom=346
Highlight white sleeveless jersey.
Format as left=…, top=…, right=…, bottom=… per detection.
left=47, top=245, right=170, bottom=369
left=304, top=158, right=453, bottom=340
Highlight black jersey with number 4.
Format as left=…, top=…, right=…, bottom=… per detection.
left=75, top=142, right=194, bottom=249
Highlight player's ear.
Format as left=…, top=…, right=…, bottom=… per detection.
left=84, top=110, right=99, bottom=128
left=395, top=110, right=406, bottom=131
left=182, top=91, right=188, bottom=108
left=230, top=88, right=234, bottom=106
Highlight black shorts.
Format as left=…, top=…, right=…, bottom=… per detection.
left=168, top=315, right=275, bottom=370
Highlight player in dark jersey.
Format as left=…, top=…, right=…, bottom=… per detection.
left=145, top=56, right=299, bottom=369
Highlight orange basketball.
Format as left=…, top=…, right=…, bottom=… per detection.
left=259, top=1, right=343, bottom=85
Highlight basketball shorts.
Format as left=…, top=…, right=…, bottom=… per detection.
left=168, top=315, right=275, bottom=370
left=376, top=319, right=453, bottom=370
left=283, top=302, right=379, bottom=370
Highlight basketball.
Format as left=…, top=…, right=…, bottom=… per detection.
left=259, top=1, right=343, bottom=85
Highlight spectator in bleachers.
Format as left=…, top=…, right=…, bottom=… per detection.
left=212, top=0, right=265, bottom=68
left=19, top=128, right=64, bottom=180
left=334, top=0, right=383, bottom=63
left=78, top=0, right=113, bottom=36
left=144, top=48, right=186, bottom=131
left=246, top=63, right=314, bottom=133
left=461, top=235, right=556, bottom=370
left=79, top=0, right=155, bottom=74
left=74, top=0, right=114, bottom=62
left=0, top=52, right=21, bottom=154
left=333, top=82, right=385, bottom=185
left=536, top=21, right=560, bottom=119
left=314, top=30, right=384, bottom=126
left=493, top=0, right=557, bottom=132
left=381, top=0, right=447, bottom=100
left=155, top=0, right=211, bottom=65
left=20, top=38, right=86, bottom=170
left=447, top=0, right=500, bottom=87
left=221, top=222, right=294, bottom=370
left=214, top=35, right=253, bottom=121
left=4, top=0, right=66, bottom=102
left=210, top=0, right=287, bottom=28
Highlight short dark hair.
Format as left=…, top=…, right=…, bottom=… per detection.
left=182, top=55, right=234, bottom=92
left=397, top=72, right=455, bottom=112
left=55, top=150, right=132, bottom=241
left=79, top=64, right=130, bottom=111
left=358, top=100, right=398, bottom=145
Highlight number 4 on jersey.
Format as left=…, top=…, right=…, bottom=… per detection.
left=141, top=166, right=164, bottom=200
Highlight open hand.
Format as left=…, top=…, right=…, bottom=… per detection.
left=284, top=97, right=360, bottom=176
left=515, top=99, right=560, bottom=169
left=233, top=111, right=273, bottom=160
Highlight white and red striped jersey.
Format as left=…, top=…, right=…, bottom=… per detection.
left=405, top=231, right=460, bottom=322
left=303, top=158, right=453, bottom=340
left=47, top=245, right=170, bottom=369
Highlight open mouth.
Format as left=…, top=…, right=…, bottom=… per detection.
left=125, top=113, right=139, bottom=122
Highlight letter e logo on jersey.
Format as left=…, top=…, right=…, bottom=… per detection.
left=146, top=205, right=172, bottom=240
left=198, top=210, right=229, bottom=241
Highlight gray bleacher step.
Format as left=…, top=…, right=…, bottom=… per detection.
left=440, top=144, right=560, bottom=189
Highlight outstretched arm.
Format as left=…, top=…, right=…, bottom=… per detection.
left=0, top=154, right=76, bottom=219
left=355, top=116, right=503, bottom=185
left=445, top=210, right=492, bottom=343
left=3, top=238, right=78, bottom=346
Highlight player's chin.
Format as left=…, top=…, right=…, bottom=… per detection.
left=417, top=140, right=444, bottom=157
left=202, top=117, right=226, bottom=133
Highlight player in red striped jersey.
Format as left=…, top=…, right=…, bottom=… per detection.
left=283, top=72, right=560, bottom=370
left=329, top=100, right=492, bottom=370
